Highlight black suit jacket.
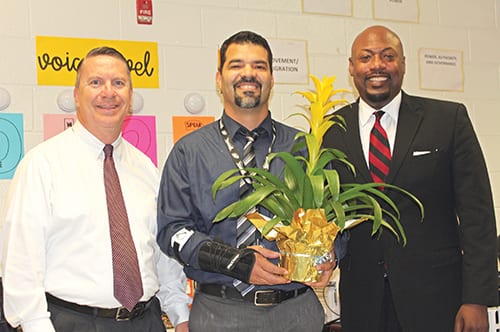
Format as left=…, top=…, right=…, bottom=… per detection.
left=323, top=92, right=498, bottom=332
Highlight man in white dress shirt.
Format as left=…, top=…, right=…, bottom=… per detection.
left=0, top=47, right=190, bottom=332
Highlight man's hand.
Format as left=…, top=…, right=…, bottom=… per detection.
left=454, top=304, right=489, bottom=332
left=247, top=246, right=290, bottom=285
left=305, top=250, right=337, bottom=288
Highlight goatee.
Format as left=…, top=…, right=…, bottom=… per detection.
left=366, top=91, right=390, bottom=104
left=234, top=77, right=262, bottom=108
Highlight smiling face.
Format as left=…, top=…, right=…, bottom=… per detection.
left=74, top=54, right=132, bottom=143
left=216, top=42, right=274, bottom=127
left=349, top=26, right=406, bottom=110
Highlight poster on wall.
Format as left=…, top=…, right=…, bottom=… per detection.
left=419, top=48, right=464, bottom=91
left=269, top=39, right=309, bottom=84
left=172, top=116, right=215, bottom=143
left=0, top=113, right=24, bottom=180
left=373, top=0, right=419, bottom=22
left=302, top=0, right=352, bottom=16
left=43, top=114, right=158, bottom=166
left=36, top=36, right=159, bottom=88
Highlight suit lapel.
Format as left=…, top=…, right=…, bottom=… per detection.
left=386, top=92, right=423, bottom=184
left=341, top=102, right=373, bottom=183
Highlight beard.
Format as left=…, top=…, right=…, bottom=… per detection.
left=233, top=77, right=262, bottom=108
left=365, top=90, right=390, bottom=104
left=235, top=93, right=261, bottom=108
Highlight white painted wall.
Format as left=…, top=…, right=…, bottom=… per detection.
left=0, top=0, right=499, bottom=232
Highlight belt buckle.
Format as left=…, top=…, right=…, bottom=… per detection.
left=254, top=290, right=276, bottom=306
left=115, top=307, right=131, bottom=321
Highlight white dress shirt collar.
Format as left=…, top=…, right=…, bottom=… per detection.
left=359, top=91, right=402, bottom=128
left=72, top=121, right=124, bottom=160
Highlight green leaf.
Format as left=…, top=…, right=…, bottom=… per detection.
left=309, top=174, right=324, bottom=208
left=262, top=217, right=284, bottom=236
left=260, top=192, right=296, bottom=220
left=211, top=168, right=244, bottom=200
left=324, top=169, right=340, bottom=202
left=301, top=175, right=314, bottom=209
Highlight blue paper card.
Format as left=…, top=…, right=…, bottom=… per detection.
left=0, top=113, right=24, bottom=179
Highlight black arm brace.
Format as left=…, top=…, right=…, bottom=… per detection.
left=198, top=241, right=256, bottom=283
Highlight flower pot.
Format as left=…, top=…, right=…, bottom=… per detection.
left=279, top=250, right=326, bottom=282
left=274, top=208, right=337, bottom=282
left=247, top=208, right=339, bottom=282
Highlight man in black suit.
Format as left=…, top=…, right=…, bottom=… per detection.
left=324, top=25, right=498, bottom=332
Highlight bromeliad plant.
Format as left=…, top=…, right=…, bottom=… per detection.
left=211, top=74, right=423, bottom=280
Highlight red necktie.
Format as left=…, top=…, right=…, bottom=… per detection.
left=103, top=144, right=143, bottom=311
left=369, top=111, right=391, bottom=183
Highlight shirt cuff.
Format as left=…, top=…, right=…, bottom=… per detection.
left=165, top=304, right=190, bottom=327
left=21, top=317, right=56, bottom=332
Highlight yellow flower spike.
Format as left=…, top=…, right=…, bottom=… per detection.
left=311, top=75, right=323, bottom=97
left=318, top=76, right=334, bottom=105
left=295, top=90, right=317, bottom=103
left=292, top=74, right=351, bottom=178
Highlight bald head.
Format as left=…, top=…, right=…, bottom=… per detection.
left=351, top=25, right=404, bottom=58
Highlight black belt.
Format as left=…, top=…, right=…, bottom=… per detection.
left=197, top=283, right=308, bottom=306
left=46, top=293, right=154, bottom=321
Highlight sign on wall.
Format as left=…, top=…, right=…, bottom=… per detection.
left=0, top=113, right=24, bottom=180
left=302, top=0, right=352, bottom=16
left=419, top=48, right=464, bottom=91
left=36, top=36, right=159, bottom=88
left=269, top=39, right=309, bottom=84
left=43, top=114, right=159, bottom=166
left=172, top=116, right=215, bottom=143
left=373, top=0, right=419, bottom=22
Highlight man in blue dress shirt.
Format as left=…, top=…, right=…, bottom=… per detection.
left=157, top=31, right=337, bottom=331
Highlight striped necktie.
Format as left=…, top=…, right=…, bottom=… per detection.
left=103, top=144, right=143, bottom=312
left=369, top=111, right=391, bottom=183
left=236, top=130, right=259, bottom=248
left=234, top=130, right=259, bottom=295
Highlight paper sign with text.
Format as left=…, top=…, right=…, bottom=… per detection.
left=419, top=48, right=463, bottom=91
left=373, top=0, right=419, bottom=22
left=269, top=39, right=309, bottom=84
left=36, top=36, right=159, bottom=88
left=172, top=116, right=215, bottom=143
left=302, top=0, right=352, bottom=16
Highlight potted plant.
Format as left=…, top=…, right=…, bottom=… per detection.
left=212, top=75, right=423, bottom=282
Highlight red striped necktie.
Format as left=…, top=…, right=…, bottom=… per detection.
left=369, top=111, right=391, bottom=183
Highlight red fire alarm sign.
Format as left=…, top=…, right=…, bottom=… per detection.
left=137, top=0, right=153, bottom=25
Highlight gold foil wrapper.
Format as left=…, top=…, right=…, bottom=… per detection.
left=246, top=208, right=340, bottom=282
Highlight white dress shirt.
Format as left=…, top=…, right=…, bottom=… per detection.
left=358, top=91, right=401, bottom=167
left=0, top=121, right=190, bottom=332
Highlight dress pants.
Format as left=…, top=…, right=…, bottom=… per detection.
left=48, top=297, right=165, bottom=332
left=0, top=279, right=18, bottom=332
left=189, top=287, right=325, bottom=332
left=378, top=279, right=403, bottom=332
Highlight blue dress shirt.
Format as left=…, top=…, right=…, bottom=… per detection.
left=157, top=112, right=308, bottom=291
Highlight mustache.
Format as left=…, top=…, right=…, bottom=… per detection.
left=234, top=76, right=261, bottom=88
